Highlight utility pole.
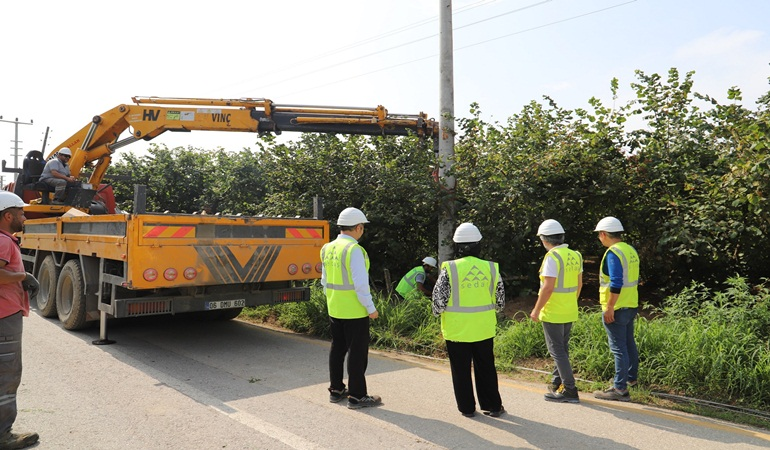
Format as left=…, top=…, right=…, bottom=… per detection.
left=41, top=126, right=51, bottom=156
left=0, top=116, right=34, bottom=169
left=438, top=0, right=456, bottom=264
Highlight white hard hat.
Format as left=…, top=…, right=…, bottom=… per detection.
left=58, top=147, right=72, bottom=156
left=422, top=256, right=437, bottom=268
left=594, top=216, right=624, bottom=233
left=453, top=223, right=482, bottom=243
left=337, top=207, right=369, bottom=226
left=0, top=192, right=28, bottom=212
left=537, top=219, right=565, bottom=236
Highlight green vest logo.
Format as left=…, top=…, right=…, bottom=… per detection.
left=629, top=252, right=639, bottom=265
left=461, top=265, right=490, bottom=289
left=565, top=252, right=581, bottom=272
left=324, top=246, right=343, bottom=269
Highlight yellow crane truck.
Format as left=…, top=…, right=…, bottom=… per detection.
left=11, top=96, right=437, bottom=342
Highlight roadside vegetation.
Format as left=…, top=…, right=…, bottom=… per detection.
left=109, top=67, right=770, bottom=427
left=242, top=277, right=770, bottom=429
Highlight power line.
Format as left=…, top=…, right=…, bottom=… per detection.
left=244, top=0, right=554, bottom=95
left=256, top=0, right=552, bottom=92
left=278, top=1, right=637, bottom=99
left=291, top=0, right=500, bottom=66
left=455, top=0, right=637, bottom=51
left=454, top=0, right=552, bottom=32
left=279, top=54, right=436, bottom=99
left=212, top=0, right=501, bottom=95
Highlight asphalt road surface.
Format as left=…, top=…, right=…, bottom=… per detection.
left=12, top=311, right=770, bottom=449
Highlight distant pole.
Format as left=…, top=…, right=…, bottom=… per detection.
left=438, top=0, right=456, bottom=265
left=0, top=116, right=34, bottom=169
left=41, top=126, right=50, bottom=156
left=313, top=195, right=323, bottom=219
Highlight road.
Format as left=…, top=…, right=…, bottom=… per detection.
left=13, top=312, right=770, bottom=449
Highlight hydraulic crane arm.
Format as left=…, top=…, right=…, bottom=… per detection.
left=51, top=96, right=439, bottom=190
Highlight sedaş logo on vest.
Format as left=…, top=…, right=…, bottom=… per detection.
left=324, top=247, right=343, bottom=269
left=565, top=253, right=581, bottom=271
left=460, top=265, right=490, bottom=289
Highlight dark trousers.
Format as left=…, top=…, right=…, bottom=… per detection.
left=542, top=321, right=576, bottom=389
left=446, top=338, right=502, bottom=414
left=329, top=316, right=370, bottom=399
left=44, top=179, right=80, bottom=201
left=0, top=312, right=22, bottom=434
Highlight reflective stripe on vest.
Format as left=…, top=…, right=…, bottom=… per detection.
left=538, top=246, right=581, bottom=323
left=546, top=248, right=580, bottom=294
left=440, top=257, right=499, bottom=342
left=445, top=260, right=496, bottom=313
left=321, top=237, right=370, bottom=319
left=396, top=266, right=424, bottom=296
left=599, top=242, right=639, bottom=310
left=599, top=243, right=639, bottom=289
left=321, top=240, right=358, bottom=291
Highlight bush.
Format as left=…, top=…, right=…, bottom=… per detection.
left=370, top=294, right=443, bottom=353
left=640, top=277, right=770, bottom=408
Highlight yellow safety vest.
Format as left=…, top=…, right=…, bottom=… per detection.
left=538, top=245, right=582, bottom=323
left=599, top=241, right=639, bottom=310
left=440, top=256, right=499, bottom=342
left=321, top=237, right=370, bottom=319
left=396, top=266, right=425, bottom=297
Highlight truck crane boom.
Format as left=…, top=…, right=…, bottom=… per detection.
left=11, top=96, right=438, bottom=339
left=52, top=96, right=438, bottom=197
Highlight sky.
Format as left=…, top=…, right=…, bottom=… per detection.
left=2, top=0, right=769, bottom=182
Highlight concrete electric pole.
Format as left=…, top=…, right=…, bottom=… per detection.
left=438, top=0, right=456, bottom=264
left=0, top=116, right=34, bottom=169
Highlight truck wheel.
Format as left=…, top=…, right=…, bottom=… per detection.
left=36, top=256, right=59, bottom=318
left=56, top=260, right=87, bottom=330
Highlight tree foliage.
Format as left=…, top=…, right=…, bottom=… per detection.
left=108, top=68, right=770, bottom=291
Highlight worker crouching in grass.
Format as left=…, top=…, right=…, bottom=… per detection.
left=395, top=256, right=437, bottom=300
left=431, top=223, right=505, bottom=418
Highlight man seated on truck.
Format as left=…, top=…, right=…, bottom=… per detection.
left=39, top=148, right=80, bottom=202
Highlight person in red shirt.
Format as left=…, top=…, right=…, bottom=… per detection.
left=0, top=192, right=39, bottom=449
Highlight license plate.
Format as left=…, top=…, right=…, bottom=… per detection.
left=206, top=299, right=246, bottom=310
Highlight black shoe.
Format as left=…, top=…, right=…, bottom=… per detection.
left=483, top=406, right=506, bottom=417
left=545, top=386, right=580, bottom=403
left=0, top=431, right=39, bottom=450
left=347, top=394, right=382, bottom=409
left=328, top=386, right=348, bottom=403
left=461, top=411, right=476, bottom=418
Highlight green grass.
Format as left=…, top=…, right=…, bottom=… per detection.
left=241, top=276, right=770, bottom=426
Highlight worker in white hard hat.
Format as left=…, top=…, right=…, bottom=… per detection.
left=431, top=222, right=505, bottom=418
left=0, top=191, right=39, bottom=449
left=39, top=147, right=80, bottom=202
left=530, top=219, right=583, bottom=403
left=395, top=256, right=437, bottom=299
left=320, top=207, right=381, bottom=410
left=591, top=216, right=640, bottom=402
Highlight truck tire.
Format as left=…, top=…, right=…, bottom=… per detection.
left=36, top=256, right=59, bottom=318
left=56, top=260, right=88, bottom=330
